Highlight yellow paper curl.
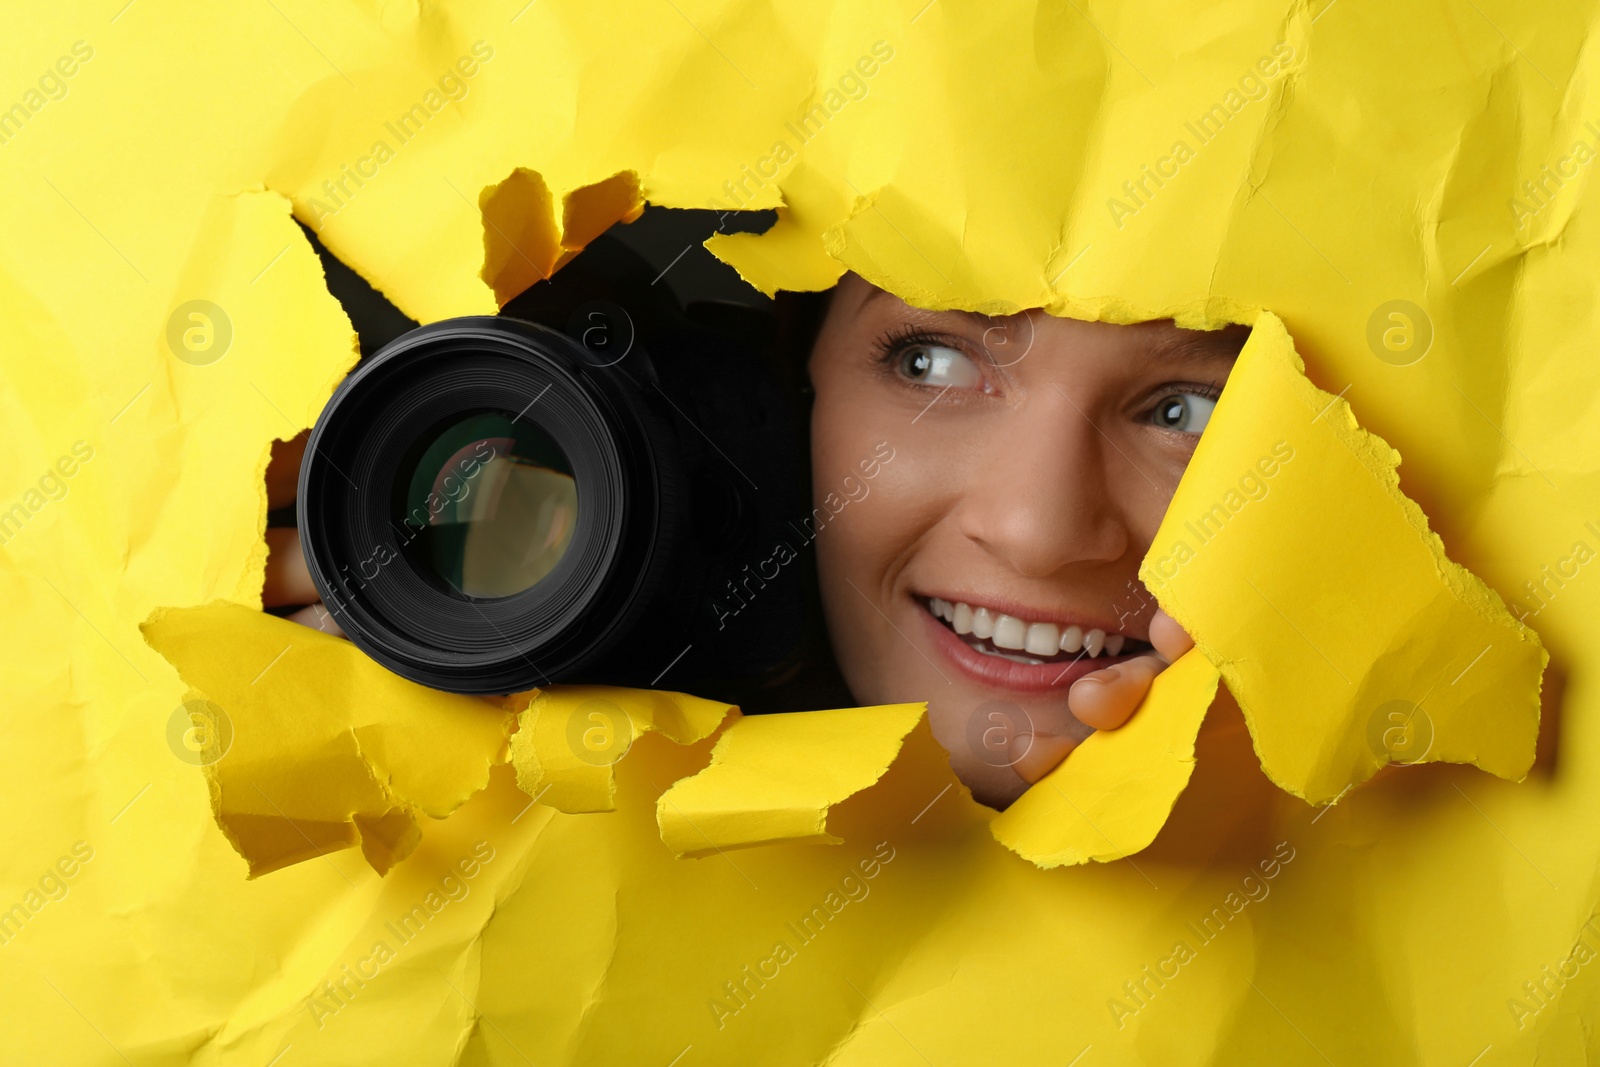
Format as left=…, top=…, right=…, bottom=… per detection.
left=3, top=1, right=1592, bottom=1062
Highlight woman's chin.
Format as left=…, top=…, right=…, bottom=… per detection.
left=924, top=698, right=1091, bottom=812
left=962, top=771, right=1031, bottom=812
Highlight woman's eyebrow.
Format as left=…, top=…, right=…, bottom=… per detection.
left=859, top=286, right=995, bottom=325
left=1144, top=328, right=1248, bottom=363
left=858, top=287, right=1248, bottom=361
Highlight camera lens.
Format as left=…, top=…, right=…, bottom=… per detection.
left=398, top=412, right=578, bottom=599
left=298, top=315, right=665, bottom=694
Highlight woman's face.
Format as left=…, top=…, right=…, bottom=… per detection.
left=807, top=274, right=1243, bottom=807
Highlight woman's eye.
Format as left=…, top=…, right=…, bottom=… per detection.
left=896, top=345, right=984, bottom=389
left=1151, top=392, right=1217, bottom=434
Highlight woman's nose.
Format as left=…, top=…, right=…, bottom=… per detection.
left=954, top=387, right=1133, bottom=577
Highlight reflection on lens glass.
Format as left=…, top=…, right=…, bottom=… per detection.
left=401, top=412, right=578, bottom=598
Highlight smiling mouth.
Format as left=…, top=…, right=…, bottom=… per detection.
left=920, top=596, right=1152, bottom=666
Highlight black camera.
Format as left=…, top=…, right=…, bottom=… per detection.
left=297, top=227, right=809, bottom=697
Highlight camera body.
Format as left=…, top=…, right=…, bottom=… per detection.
left=297, top=236, right=808, bottom=697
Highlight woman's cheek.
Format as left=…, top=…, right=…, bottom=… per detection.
left=806, top=393, right=871, bottom=679
left=1131, top=438, right=1196, bottom=544
left=813, top=521, right=895, bottom=706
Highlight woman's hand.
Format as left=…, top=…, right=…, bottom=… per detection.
left=1010, top=609, right=1194, bottom=784
left=263, top=528, right=344, bottom=635
left=262, top=432, right=344, bottom=637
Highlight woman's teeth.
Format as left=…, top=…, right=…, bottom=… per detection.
left=972, top=607, right=995, bottom=639
left=927, top=597, right=1131, bottom=661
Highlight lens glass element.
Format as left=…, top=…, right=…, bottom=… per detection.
left=399, top=412, right=578, bottom=599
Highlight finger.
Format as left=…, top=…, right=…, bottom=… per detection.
left=1148, top=608, right=1195, bottom=664
left=1010, top=731, right=1079, bottom=785
left=285, top=602, right=346, bottom=638
left=1067, top=653, right=1165, bottom=731
left=263, top=528, right=319, bottom=606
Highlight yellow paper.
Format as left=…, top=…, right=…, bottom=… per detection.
left=1141, top=313, right=1547, bottom=803
left=142, top=602, right=512, bottom=875
left=993, top=650, right=1221, bottom=867
left=3, top=1, right=1596, bottom=1063
left=508, top=685, right=734, bottom=814
left=658, top=702, right=926, bottom=857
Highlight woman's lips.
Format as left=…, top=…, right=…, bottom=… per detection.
left=918, top=600, right=1143, bottom=693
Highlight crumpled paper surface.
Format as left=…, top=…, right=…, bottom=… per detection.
left=656, top=701, right=926, bottom=857
left=142, top=601, right=513, bottom=876
left=1142, top=312, right=1547, bottom=804
left=509, top=683, right=733, bottom=815
left=992, top=649, right=1221, bottom=868
left=3, top=0, right=1595, bottom=1063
